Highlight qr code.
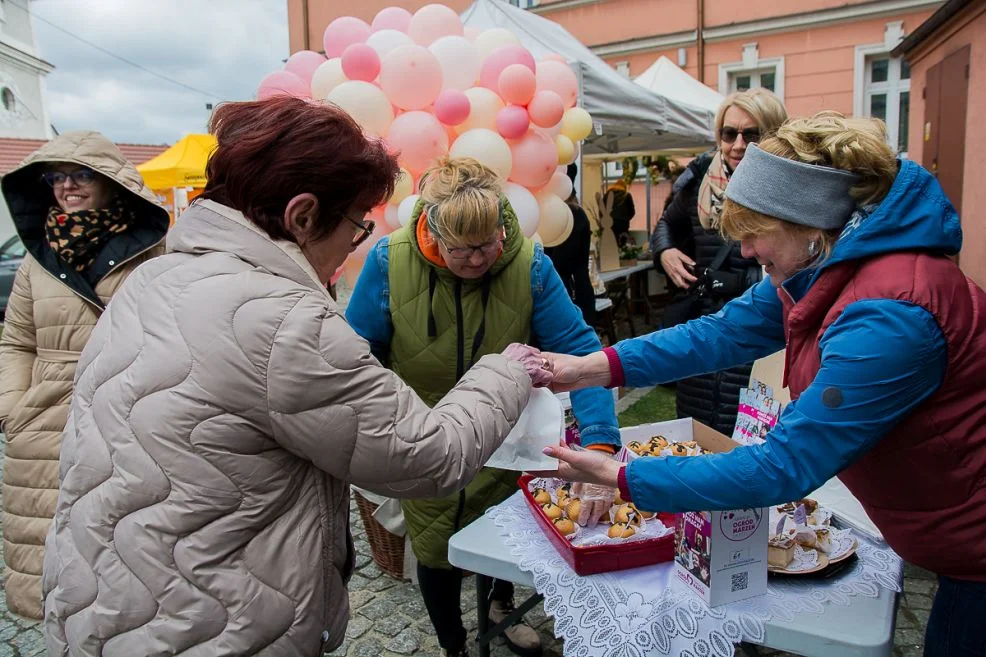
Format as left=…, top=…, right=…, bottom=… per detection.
left=731, top=571, right=749, bottom=592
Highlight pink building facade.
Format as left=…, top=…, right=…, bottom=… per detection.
left=895, top=0, right=986, bottom=289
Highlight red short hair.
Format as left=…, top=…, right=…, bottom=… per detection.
left=201, top=96, right=399, bottom=241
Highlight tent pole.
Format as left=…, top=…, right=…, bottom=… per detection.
left=645, top=173, right=652, bottom=237
left=575, top=60, right=585, bottom=202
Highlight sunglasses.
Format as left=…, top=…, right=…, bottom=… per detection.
left=344, top=214, right=375, bottom=248
left=42, top=168, right=97, bottom=188
left=719, top=127, right=761, bottom=144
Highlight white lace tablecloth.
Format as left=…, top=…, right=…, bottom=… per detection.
left=488, top=492, right=902, bottom=657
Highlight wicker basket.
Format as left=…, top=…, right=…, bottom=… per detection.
left=353, top=491, right=407, bottom=580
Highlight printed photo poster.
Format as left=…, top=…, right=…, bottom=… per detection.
left=676, top=511, right=713, bottom=587
left=732, top=379, right=782, bottom=446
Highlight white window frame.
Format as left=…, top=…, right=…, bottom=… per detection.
left=615, top=61, right=630, bottom=78
left=508, top=0, right=539, bottom=8
left=853, top=21, right=909, bottom=156
left=718, top=43, right=785, bottom=101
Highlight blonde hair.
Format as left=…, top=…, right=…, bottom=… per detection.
left=419, top=157, right=503, bottom=247
left=715, top=88, right=788, bottom=139
left=721, top=111, right=899, bottom=260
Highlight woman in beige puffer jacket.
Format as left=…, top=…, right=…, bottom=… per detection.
left=0, top=132, right=169, bottom=619
left=41, top=97, right=545, bottom=657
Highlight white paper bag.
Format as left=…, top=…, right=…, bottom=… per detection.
left=485, top=387, right=563, bottom=471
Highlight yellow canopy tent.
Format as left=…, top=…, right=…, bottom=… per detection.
left=137, top=134, right=216, bottom=223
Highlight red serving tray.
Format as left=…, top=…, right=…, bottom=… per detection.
left=518, top=474, right=676, bottom=576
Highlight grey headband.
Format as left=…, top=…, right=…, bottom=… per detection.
left=725, top=144, right=861, bottom=230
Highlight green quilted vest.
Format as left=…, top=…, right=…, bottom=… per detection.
left=388, top=197, right=535, bottom=568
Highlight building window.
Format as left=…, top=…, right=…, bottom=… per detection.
left=508, top=0, right=539, bottom=8
left=729, top=68, right=777, bottom=93
left=718, top=43, right=784, bottom=101
left=863, top=55, right=910, bottom=155
left=615, top=61, right=630, bottom=78
left=1, top=87, right=14, bottom=112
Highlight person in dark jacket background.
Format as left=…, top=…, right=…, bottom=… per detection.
left=650, top=88, right=787, bottom=435
left=544, top=163, right=595, bottom=324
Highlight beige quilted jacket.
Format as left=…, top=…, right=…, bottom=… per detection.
left=0, top=131, right=168, bottom=619
left=42, top=199, right=531, bottom=657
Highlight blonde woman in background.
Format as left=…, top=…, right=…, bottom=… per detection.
left=543, top=113, right=986, bottom=657
left=651, top=88, right=787, bottom=436
left=346, top=157, right=620, bottom=657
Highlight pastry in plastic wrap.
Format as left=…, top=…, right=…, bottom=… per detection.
left=814, top=527, right=834, bottom=554
left=533, top=488, right=552, bottom=505
left=541, top=502, right=564, bottom=520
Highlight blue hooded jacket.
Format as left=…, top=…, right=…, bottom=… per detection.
left=346, top=236, right=621, bottom=448
left=617, top=160, right=959, bottom=512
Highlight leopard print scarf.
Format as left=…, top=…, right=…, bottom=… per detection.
left=45, top=197, right=135, bottom=272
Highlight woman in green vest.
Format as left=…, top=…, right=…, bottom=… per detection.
left=347, top=157, right=620, bottom=657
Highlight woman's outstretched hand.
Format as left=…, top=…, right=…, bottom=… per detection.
left=541, top=443, right=623, bottom=487
left=502, top=343, right=553, bottom=387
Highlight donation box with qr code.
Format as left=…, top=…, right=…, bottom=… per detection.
left=670, top=420, right=769, bottom=607
left=675, top=507, right=768, bottom=606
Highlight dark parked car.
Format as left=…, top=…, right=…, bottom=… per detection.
left=0, top=234, right=26, bottom=318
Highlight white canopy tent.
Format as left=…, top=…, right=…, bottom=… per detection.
left=460, top=0, right=715, bottom=155
left=634, top=56, right=724, bottom=131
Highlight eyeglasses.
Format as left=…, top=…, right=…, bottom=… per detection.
left=42, top=168, right=97, bottom=188
left=719, top=127, right=761, bottom=144
left=344, top=214, right=375, bottom=248
left=441, top=234, right=504, bottom=260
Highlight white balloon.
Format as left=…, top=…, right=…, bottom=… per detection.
left=449, top=129, right=512, bottom=179
left=366, top=29, right=415, bottom=57
left=531, top=231, right=543, bottom=245
left=398, top=194, right=421, bottom=227
left=545, top=171, right=573, bottom=200
left=538, top=195, right=573, bottom=246
left=384, top=204, right=401, bottom=230
left=429, top=36, right=481, bottom=91
left=311, top=58, right=347, bottom=99
left=503, top=182, right=540, bottom=238
left=474, top=28, right=521, bottom=59
left=325, top=80, right=394, bottom=136
left=455, top=87, right=504, bottom=134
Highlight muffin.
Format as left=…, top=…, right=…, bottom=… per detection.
left=608, top=523, right=636, bottom=539
left=553, top=517, right=577, bottom=536
left=532, top=488, right=552, bottom=505
left=541, top=503, right=564, bottom=520
left=667, top=443, right=690, bottom=457
left=613, top=505, right=641, bottom=527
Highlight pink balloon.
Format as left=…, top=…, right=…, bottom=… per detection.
left=408, top=4, right=464, bottom=46
left=372, top=7, right=413, bottom=33
left=536, top=60, right=579, bottom=108
left=378, top=44, right=443, bottom=110
left=542, top=53, right=568, bottom=63
left=496, top=105, right=530, bottom=140
left=285, top=51, right=326, bottom=84
left=341, top=43, right=381, bottom=82
left=257, top=70, right=309, bottom=100
left=498, top=64, right=536, bottom=106
left=479, top=45, right=536, bottom=91
left=434, top=89, right=471, bottom=126
left=386, top=110, right=450, bottom=174
left=323, top=16, right=372, bottom=59
left=508, top=131, right=557, bottom=188
left=528, top=90, right=565, bottom=128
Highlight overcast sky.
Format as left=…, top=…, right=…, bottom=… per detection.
left=30, top=0, right=289, bottom=145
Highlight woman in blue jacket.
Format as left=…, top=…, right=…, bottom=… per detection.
left=541, top=114, right=986, bottom=657
left=346, top=157, right=619, bottom=657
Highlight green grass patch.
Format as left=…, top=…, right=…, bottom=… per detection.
left=618, top=385, right=676, bottom=428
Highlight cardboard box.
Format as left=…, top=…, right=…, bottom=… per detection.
left=621, top=418, right=768, bottom=607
